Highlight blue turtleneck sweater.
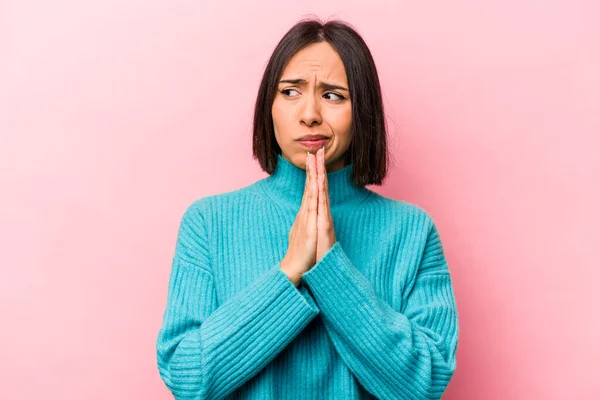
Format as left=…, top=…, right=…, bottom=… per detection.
left=156, top=154, right=459, bottom=399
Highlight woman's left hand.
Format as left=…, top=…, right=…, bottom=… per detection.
left=315, top=146, right=337, bottom=263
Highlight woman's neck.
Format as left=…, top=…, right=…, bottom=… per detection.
left=259, top=153, right=370, bottom=211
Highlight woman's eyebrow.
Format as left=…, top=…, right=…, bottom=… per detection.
left=278, top=78, right=349, bottom=92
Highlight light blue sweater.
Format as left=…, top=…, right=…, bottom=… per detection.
left=156, top=154, right=459, bottom=399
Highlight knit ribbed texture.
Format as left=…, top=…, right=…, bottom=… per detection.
left=156, top=154, right=459, bottom=399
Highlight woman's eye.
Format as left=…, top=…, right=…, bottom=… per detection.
left=324, top=92, right=345, bottom=101
left=281, top=89, right=345, bottom=101
left=281, top=89, right=300, bottom=97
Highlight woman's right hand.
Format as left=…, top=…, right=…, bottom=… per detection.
left=280, top=151, right=318, bottom=287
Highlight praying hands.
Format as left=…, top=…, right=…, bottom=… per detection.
left=280, top=147, right=338, bottom=286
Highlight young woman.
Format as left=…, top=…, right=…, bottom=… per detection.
left=156, top=17, right=459, bottom=400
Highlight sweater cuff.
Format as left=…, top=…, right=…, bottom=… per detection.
left=301, top=242, right=367, bottom=308
left=275, top=265, right=319, bottom=313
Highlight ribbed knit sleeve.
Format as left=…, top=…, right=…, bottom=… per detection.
left=156, top=201, right=320, bottom=400
left=301, top=217, right=459, bottom=400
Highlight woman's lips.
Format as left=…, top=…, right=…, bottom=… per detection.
left=298, top=138, right=329, bottom=149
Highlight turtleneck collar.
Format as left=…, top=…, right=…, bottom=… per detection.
left=259, top=153, right=370, bottom=211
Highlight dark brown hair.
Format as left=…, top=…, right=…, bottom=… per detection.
left=252, top=16, right=389, bottom=186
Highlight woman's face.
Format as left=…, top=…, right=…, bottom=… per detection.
left=272, top=41, right=352, bottom=172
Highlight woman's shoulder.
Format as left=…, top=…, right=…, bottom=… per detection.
left=179, top=180, right=265, bottom=218
left=364, top=191, right=436, bottom=226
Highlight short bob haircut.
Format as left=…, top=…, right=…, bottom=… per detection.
left=252, top=16, right=389, bottom=187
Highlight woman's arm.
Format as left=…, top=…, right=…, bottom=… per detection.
left=301, top=216, right=459, bottom=400
left=156, top=201, right=319, bottom=400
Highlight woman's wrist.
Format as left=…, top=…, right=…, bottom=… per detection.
left=280, top=262, right=302, bottom=287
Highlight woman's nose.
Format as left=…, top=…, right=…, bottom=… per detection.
left=300, top=93, right=322, bottom=126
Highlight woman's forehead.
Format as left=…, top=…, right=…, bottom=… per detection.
left=281, top=43, right=348, bottom=84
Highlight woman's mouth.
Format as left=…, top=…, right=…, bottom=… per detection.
left=298, top=138, right=329, bottom=149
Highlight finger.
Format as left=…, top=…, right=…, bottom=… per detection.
left=317, top=147, right=326, bottom=217
left=322, top=148, right=330, bottom=212
left=300, top=151, right=310, bottom=215
left=320, top=147, right=330, bottom=213
left=304, top=152, right=313, bottom=222
left=307, top=152, right=318, bottom=230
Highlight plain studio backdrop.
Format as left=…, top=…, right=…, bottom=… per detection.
left=1, top=1, right=598, bottom=399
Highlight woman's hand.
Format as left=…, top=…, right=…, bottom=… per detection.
left=280, top=151, right=319, bottom=286
left=315, top=146, right=337, bottom=263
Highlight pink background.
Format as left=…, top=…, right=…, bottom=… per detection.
left=1, top=1, right=599, bottom=399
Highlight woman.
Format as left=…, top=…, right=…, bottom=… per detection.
left=156, top=17, right=459, bottom=400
